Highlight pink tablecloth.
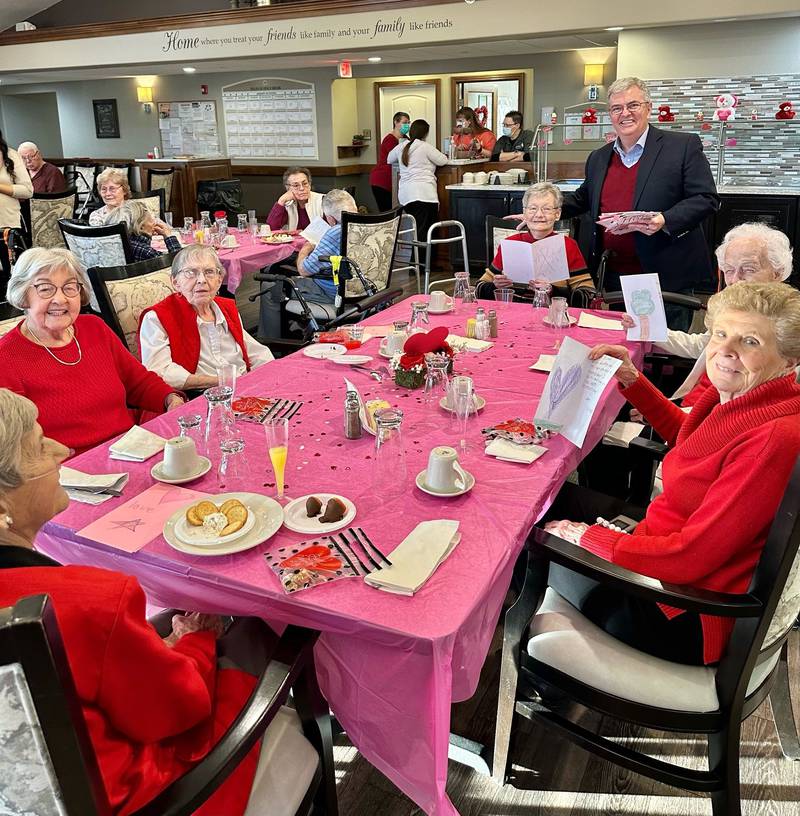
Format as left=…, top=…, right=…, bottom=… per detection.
left=217, top=234, right=306, bottom=292
left=40, top=297, right=642, bottom=816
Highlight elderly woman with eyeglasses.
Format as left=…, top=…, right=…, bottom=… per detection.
left=139, top=245, right=273, bottom=391
left=88, top=167, right=132, bottom=226
left=265, top=166, right=324, bottom=232
left=0, top=248, right=183, bottom=455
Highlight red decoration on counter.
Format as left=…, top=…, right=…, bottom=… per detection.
left=474, top=105, right=488, bottom=128
left=657, top=105, right=675, bottom=122
left=776, top=101, right=796, bottom=120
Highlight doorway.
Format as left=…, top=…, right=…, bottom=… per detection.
left=452, top=73, right=525, bottom=138
left=375, top=80, right=441, bottom=152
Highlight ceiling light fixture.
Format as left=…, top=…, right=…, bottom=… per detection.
left=368, top=56, right=382, bottom=63
left=604, top=26, right=624, bottom=31
left=182, top=66, right=196, bottom=74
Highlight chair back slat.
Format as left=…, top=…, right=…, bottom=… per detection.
left=341, top=209, right=402, bottom=300
left=130, top=189, right=165, bottom=221
left=30, top=189, right=78, bottom=249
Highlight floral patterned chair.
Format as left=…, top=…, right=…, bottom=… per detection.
left=130, top=189, right=165, bottom=221
left=30, top=189, right=78, bottom=249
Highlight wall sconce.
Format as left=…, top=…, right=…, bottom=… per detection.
left=584, top=64, right=604, bottom=102
left=137, top=86, right=153, bottom=114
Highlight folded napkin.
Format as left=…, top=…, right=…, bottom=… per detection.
left=577, top=312, right=624, bottom=330
left=602, top=421, right=646, bottom=448
left=446, top=334, right=493, bottom=353
left=364, top=520, right=460, bottom=596
left=65, top=488, right=116, bottom=506
left=529, top=354, right=556, bottom=372
left=485, top=438, right=547, bottom=464
left=59, top=465, right=129, bottom=493
left=109, top=426, right=167, bottom=462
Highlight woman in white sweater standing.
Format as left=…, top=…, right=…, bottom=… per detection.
left=0, top=131, right=33, bottom=229
left=387, top=119, right=448, bottom=266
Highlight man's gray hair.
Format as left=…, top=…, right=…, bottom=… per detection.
left=106, top=200, right=153, bottom=236
left=322, top=189, right=357, bottom=224
left=522, top=181, right=563, bottom=210
left=607, top=76, right=652, bottom=104
left=715, top=222, right=793, bottom=282
left=18, top=141, right=39, bottom=154
left=170, top=244, right=225, bottom=280
left=0, top=389, right=38, bottom=494
left=6, top=248, right=90, bottom=310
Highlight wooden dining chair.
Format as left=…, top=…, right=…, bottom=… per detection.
left=492, top=455, right=800, bottom=816
left=0, top=594, right=338, bottom=816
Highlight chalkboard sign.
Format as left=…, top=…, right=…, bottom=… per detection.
left=93, top=99, right=120, bottom=139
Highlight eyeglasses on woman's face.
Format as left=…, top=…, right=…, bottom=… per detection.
left=29, top=281, right=84, bottom=299
left=178, top=267, right=222, bottom=281
left=524, top=206, right=557, bottom=216
left=99, top=184, right=122, bottom=193
left=286, top=177, right=310, bottom=191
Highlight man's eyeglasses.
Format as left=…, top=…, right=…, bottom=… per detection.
left=178, top=268, right=222, bottom=280
left=524, top=206, right=557, bottom=215
left=609, top=102, right=646, bottom=117
left=287, top=181, right=310, bottom=190
left=30, top=282, right=83, bottom=299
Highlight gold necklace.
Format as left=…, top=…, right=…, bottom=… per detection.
left=25, top=322, right=82, bottom=366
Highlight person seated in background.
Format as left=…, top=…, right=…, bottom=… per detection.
left=451, top=107, right=496, bottom=158
left=88, top=167, right=132, bottom=226
left=266, top=166, right=324, bottom=232
left=18, top=141, right=66, bottom=194
left=293, top=189, right=358, bottom=306
left=545, top=281, right=800, bottom=666
left=0, top=388, right=310, bottom=816
left=139, top=245, right=273, bottom=391
left=476, top=181, right=595, bottom=306
left=0, top=248, right=183, bottom=455
left=490, top=111, right=535, bottom=162
left=106, top=200, right=181, bottom=262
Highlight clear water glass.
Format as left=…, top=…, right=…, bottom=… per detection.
left=248, top=209, right=257, bottom=224
left=453, top=270, right=470, bottom=303
left=409, top=301, right=430, bottom=334
left=349, top=324, right=365, bottom=342
left=204, top=386, right=234, bottom=457
left=200, top=211, right=211, bottom=231
left=451, top=375, right=474, bottom=453
left=532, top=282, right=552, bottom=327
left=218, top=428, right=246, bottom=490
left=496, top=288, right=514, bottom=307
left=248, top=222, right=259, bottom=243
left=237, top=213, right=248, bottom=232
left=373, top=408, right=407, bottom=500
left=549, top=296, right=569, bottom=349
left=177, top=413, right=204, bottom=454
left=462, top=286, right=477, bottom=305
left=423, top=353, right=451, bottom=409
left=217, top=363, right=237, bottom=396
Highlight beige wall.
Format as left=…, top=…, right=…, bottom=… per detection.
left=331, top=79, right=361, bottom=168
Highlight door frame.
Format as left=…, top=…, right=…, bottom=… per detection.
left=373, top=79, right=442, bottom=151
left=451, top=72, right=526, bottom=124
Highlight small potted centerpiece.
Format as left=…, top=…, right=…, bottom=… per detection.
left=391, top=326, right=455, bottom=389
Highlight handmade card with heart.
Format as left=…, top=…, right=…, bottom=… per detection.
left=264, top=539, right=358, bottom=593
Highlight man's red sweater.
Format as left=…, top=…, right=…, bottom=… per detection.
left=581, top=373, right=800, bottom=664
left=0, top=315, right=174, bottom=454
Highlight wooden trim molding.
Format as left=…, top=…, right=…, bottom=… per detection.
left=373, top=79, right=442, bottom=155
left=0, top=0, right=462, bottom=44
left=451, top=72, right=526, bottom=123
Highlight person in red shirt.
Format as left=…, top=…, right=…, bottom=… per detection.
left=477, top=181, right=595, bottom=305
left=370, top=110, right=409, bottom=212
left=544, top=282, right=800, bottom=666
left=0, top=248, right=183, bottom=455
left=451, top=106, right=496, bottom=158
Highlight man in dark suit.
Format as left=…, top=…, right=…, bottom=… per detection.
left=561, top=77, right=720, bottom=330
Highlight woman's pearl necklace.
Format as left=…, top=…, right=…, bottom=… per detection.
left=25, top=321, right=83, bottom=366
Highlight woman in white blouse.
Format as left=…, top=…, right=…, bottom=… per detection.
left=0, top=131, right=33, bottom=229
left=139, top=245, right=273, bottom=390
left=387, top=119, right=448, bottom=265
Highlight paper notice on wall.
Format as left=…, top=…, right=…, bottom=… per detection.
left=621, top=273, right=668, bottom=342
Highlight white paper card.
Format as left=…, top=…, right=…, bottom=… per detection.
left=498, top=238, right=534, bottom=284
left=300, top=216, right=331, bottom=245
left=530, top=234, right=569, bottom=283
left=577, top=312, right=624, bottom=331
left=621, top=273, right=668, bottom=342
left=533, top=336, right=622, bottom=447
left=529, top=354, right=556, bottom=372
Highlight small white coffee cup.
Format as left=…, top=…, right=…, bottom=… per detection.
left=425, top=446, right=467, bottom=493
left=462, top=172, right=475, bottom=184
left=381, top=330, right=407, bottom=356
left=429, top=290, right=453, bottom=311
left=475, top=171, right=488, bottom=185
left=161, top=436, right=200, bottom=479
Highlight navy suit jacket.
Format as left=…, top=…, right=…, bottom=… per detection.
left=561, top=126, right=720, bottom=292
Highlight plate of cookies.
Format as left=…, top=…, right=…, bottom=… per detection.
left=282, top=493, right=356, bottom=534
left=164, top=492, right=284, bottom=556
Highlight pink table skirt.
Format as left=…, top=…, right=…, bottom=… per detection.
left=217, top=234, right=306, bottom=291
left=39, top=297, right=643, bottom=815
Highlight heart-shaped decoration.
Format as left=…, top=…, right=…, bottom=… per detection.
left=548, top=363, right=582, bottom=415
left=280, top=545, right=342, bottom=572
left=403, top=325, right=449, bottom=355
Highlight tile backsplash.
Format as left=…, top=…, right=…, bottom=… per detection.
left=645, top=74, right=799, bottom=188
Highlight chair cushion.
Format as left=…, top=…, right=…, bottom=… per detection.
left=0, top=316, right=22, bottom=338
left=242, top=706, right=320, bottom=816
left=344, top=215, right=400, bottom=297
left=31, top=196, right=73, bottom=249
left=284, top=299, right=338, bottom=321
left=105, top=269, right=174, bottom=355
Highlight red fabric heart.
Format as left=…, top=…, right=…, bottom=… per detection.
left=403, top=326, right=449, bottom=355
left=280, top=545, right=342, bottom=572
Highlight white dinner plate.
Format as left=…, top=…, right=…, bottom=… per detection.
left=303, top=343, right=347, bottom=359
left=174, top=505, right=257, bottom=547
left=151, top=456, right=212, bottom=485
left=415, top=469, right=475, bottom=498
left=330, top=355, right=373, bottom=365
left=282, top=493, right=356, bottom=534
left=163, top=492, right=284, bottom=557
left=542, top=314, right=577, bottom=327
left=439, top=395, right=487, bottom=413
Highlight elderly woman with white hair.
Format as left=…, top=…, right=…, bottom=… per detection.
left=139, top=244, right=273, bottom=391
left=107, top=199, right=181, bottom=262
left=0, top=247, right=182, bottom=455
left=88, top=166, right=132, bottom=226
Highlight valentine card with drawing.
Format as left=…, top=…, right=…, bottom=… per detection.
left=534, top=336, right=621, bottom=447
left=264, top=539, right=359, bottom=593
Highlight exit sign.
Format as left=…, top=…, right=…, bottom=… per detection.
left=338, top=61, right=352, bottom=78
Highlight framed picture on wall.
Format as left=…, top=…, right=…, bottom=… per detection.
left=93, top=99, right=120, bottom=139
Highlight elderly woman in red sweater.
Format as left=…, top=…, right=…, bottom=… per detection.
left=545, top=281, right=800, bottom=666
left=0, top=248, right=183, bottom=454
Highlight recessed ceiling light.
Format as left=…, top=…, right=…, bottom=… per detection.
left=604, top=26, right=624, bottom=31
left=182, top=66, right=196, bottom=74
left=368, top=56, right=382, bottom=63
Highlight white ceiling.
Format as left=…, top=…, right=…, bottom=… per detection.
left=0, top=30, right=620, bottom=85
left=0, top=0, right=61, bottom=32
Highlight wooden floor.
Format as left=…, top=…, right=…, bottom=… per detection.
left=331, top=626, right=800, bottom=816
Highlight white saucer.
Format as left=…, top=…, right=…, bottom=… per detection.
left=379, top=346, right=400, bottom=359
left=415, top=469, right=475, bottom=498
left=151, top=456, right=212, bottom=484
left=428, top=304, right=454, bottom=315
left=303, top=343, right=347, bottom=359
left=282, top=493, right=356, bottom=534
left=543, top=314, right=577, bottom=327
left=330, top=355, right=374, bottom=365
left=439, top=395, right=486, bottom=413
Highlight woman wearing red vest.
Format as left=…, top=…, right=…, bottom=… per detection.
left=139, top=245, right=273, bottom=390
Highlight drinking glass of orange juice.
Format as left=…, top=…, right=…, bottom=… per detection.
left=264, top=417, right=289, bottom=502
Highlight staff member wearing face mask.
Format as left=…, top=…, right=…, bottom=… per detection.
left=370, top=111, right=410, bottom=212
left=451, top=107, right=496, bottom=158
left=491, top=111, right=534, bottom=162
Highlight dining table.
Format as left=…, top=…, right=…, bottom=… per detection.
left=38, top=295, right=643, bottom=816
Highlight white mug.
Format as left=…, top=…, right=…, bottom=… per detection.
left=426, top=446, right=467, bottom=492
left=381, top=330, right=407, bottom=356
left=161, top=436, right=200, bottom=479
left=429, top=290, right=453, bottom=311
left=462, top=172, right=475, bottom=184
left=475, top=171, right=488, bottom=185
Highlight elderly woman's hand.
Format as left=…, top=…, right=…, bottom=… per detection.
left=277, top=190, right=296, bottom=206
left=589, top=344, right=640, bottom=387
left=544, top=519, right=590, bottom=545
left=493, top=274, right=514, bottom=289
left=163, top=612, right=227, bottom=647
left=165, top=393, right=184, bottom=411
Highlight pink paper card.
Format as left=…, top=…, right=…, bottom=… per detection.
left=77, top=483, right=208, bottom=552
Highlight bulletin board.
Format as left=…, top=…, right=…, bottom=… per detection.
left=222, top=77, right=318, bottom=161
left=157, top=101, right=220, bottom=158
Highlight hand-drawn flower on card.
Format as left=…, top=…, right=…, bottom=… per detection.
left=547, top=363, right=582, bottom=417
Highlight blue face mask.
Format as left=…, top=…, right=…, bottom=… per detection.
left=399, top=122, right=410, bottom=136
left=502, top=126, right=512, bottom=137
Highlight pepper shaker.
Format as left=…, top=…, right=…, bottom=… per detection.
left=488, top=309, right=498, bottom=338
left=344, top=392, right=362, bottom=439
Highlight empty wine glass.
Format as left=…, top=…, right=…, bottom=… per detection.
left=237, top=213, right=248, bottom=232
left=451, top=375, right=474, bottom=453
left=409, top=301, right=430, bottom=334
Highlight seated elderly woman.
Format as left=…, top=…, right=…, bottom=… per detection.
left=88, top=167, right=131, bottom=226
left=545, top=281, right=800, bottom=666
left=0, top=388, right=318, bottom=815
left=0, top=248, right=183, bottom=455
left=106, top=199, right=181, bottom=262
left=476, top=182, right=596, bottom=307
left=266, top=166, right=324, bottom=233
left=139, top=245, right=273, bottom=391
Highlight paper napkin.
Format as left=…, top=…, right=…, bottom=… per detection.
left=109, top=426, right=167, bottom=462
left=59, top=466, right=129, bottom=493
left=602, top=421, right=646, bottom=448
left=529, top=354, right=556, bottom=372
left=446, top=334, right=493, bottom=353
left=485, top=438, right=548, bottom=464
left=577, top=312, right=625, bottom=331
left=364, top=520, right=460, bottom=596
